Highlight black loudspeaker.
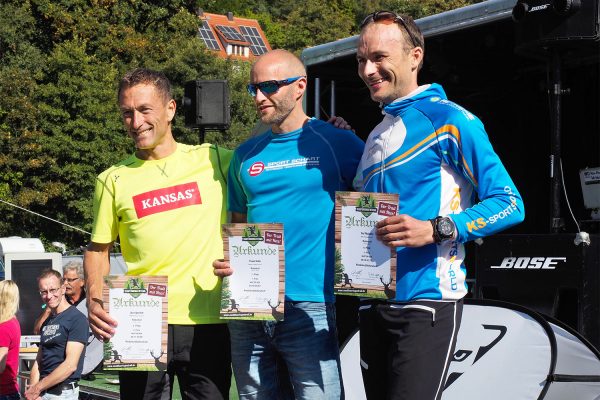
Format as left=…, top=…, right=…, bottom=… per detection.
left=472, top=234, right=600, bottom=348
left=513, top=0, right=600, bottom=49
left=182, top=80, right=230, bottom=129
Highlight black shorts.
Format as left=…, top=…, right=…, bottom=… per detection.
left=359, top=299, right=463, bottom=400
left=119, top=323, right=231, bottom=400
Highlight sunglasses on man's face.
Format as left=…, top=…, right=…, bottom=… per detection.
left=359, top=10, right=419, bottom=48
left=247, top=76, right=305, bottom=97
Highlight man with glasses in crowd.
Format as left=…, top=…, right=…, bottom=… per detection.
left=213, top=49, right=364, bottom=399
left=33, top=262, right=86, bottom=334
left=354, top=11, right=524, bottom=400
left=26, top=270, right=88, bottom=400
left=33, top=261, right=103, bottom=378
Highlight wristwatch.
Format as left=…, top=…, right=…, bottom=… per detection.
left=429, top=216, right=456, bottom=244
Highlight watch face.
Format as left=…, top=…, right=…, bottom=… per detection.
left=438, top=218, right=455, bottom=237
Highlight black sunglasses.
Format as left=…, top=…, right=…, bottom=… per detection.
left=247, top=76, right=305, bottom=97
left=359, top=11, right=419, bottom=48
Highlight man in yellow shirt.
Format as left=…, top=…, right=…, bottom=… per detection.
left=84, top=68, right=232, bottom=400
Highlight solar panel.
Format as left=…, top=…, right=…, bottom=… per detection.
left=216, top=25, right=246, bottom=42
left=199, top=20, right=220, bottom=51
left=240, top=26, right=268, bottom=56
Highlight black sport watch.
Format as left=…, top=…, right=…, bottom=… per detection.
left=429, top=216, right=456, bottom=244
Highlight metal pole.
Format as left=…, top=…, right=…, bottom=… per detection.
left=549, top=49, right=564, bottom=232
left=314, top=78, right=321, bottom=119
left=198, top=127, right=206, bottom=144
left=330, top=80, right=336, bottom=117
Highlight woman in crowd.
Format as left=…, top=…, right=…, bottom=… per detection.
left=0, top=280, right=21, bottom=400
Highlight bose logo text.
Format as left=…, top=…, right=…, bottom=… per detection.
left=530, top=4, right=550, bottom=12
left=490, top=257, right=566, bottom=270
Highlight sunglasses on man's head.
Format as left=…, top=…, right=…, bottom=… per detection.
left=247, top=76, right=305, bottom=97
left=359, top=10, right=419, bottom=48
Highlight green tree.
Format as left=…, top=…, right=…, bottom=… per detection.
left=0, top=0, right=480, bottom=248
left=103, top=340, right=114, bottom=361
left=0, top=0, right=256, bottom=247
left=334, top=247, right=344, bottom=285
left=356, top=0, right=482, bottom=21
left=221, top=278, right=232, bottom=310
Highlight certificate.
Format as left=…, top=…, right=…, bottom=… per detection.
left=334, top=192, right=398, bottom=299
left=102, top=275, right=168, bottom=371
left=221, top=223, right=285, bottom=321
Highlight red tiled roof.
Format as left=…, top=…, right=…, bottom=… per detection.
left=199, top=12, right=272, bottom=60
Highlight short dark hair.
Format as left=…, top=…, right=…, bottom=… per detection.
left=118, top=68, right=173, bottom=104
left=360, top=11, right=425, bottom=69
left=37, top=269, right=62, bottom=283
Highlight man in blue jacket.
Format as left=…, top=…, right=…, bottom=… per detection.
left=354, top=11, right=525, bottom=400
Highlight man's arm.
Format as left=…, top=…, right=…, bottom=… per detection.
left=25, top=341, right=85, bottom=399
left=84, top=242, right=117, bottom=340
left=25, top=348, right=42, bottom=399
left=32, top=307, right=51, bottom=335
left=213, top=212, right=247, bottom=277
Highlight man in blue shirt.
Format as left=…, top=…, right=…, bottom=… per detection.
left=354, top=11, right=525, bottom=400
left=214, top=49, right=364, bottom=399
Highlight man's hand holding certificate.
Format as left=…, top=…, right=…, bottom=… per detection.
left=220, top=223, right=285, bottom=321
left=334, top=192, right=398, bottom=299
left=102, top=275, right=168, bottom=371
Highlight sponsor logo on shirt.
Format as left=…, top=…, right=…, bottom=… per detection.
left=465, top=186, right=518, bottom=232
left=133, top=182, right=201, bottom=218
left=438, top=99, right=475, bottom=120
left=249, top=162, right=265, bottom=176
left=248, top=157, right=320, bottom=176
left=42, top=324, right=61, bottom=342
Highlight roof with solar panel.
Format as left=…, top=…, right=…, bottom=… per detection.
left=197, top=10, right=272, bottom=60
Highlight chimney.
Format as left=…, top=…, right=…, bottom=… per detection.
left=227, top=12, right=234, bottom=21
left=195, top=7, right=204, bottom=17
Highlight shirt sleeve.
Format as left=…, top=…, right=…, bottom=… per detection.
left=441, top=112, right=525, bottom=242
left=67, top=312, right=89, bottom=344
left=218, top=147, right=234, bottom=178
left=90, top=170, right=119, bottom=244
left=0, top=320, right=12, bottom=348
left=338, top=131, right=365, bottom=189
left=227, top=150, right=249, bottom=214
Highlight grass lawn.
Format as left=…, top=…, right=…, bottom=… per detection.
left=81, top=371, right=239, bottom=399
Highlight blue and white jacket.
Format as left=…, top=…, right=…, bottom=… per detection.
left=354, top=83, right=525, bottom=301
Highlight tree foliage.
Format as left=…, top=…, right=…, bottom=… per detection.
left=0, top=0, right=480, bottom=248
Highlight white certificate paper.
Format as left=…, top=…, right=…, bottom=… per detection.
left=103, top=276, right=168, bottom=371
left=221, top=224, right=285, bottom=321
left=334, top=192, right=398, bottom=299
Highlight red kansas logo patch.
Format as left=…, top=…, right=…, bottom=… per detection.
left=249, top=161, right=265, bottom=177
left=133, top=182, right=201, bottom=218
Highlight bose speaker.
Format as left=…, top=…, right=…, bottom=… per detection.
left=182, top=80, right=230, bottom=129
left=513, top=0, right=600, bottom=50
left=472, top=234, right=600, bottom=348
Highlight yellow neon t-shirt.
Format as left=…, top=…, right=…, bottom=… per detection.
left=91, top=143, right=232, bottom=324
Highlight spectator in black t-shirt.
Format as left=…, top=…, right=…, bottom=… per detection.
left=33, top=261, right=86, bottom=335
left=25, top=269, right=88, bottom=400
